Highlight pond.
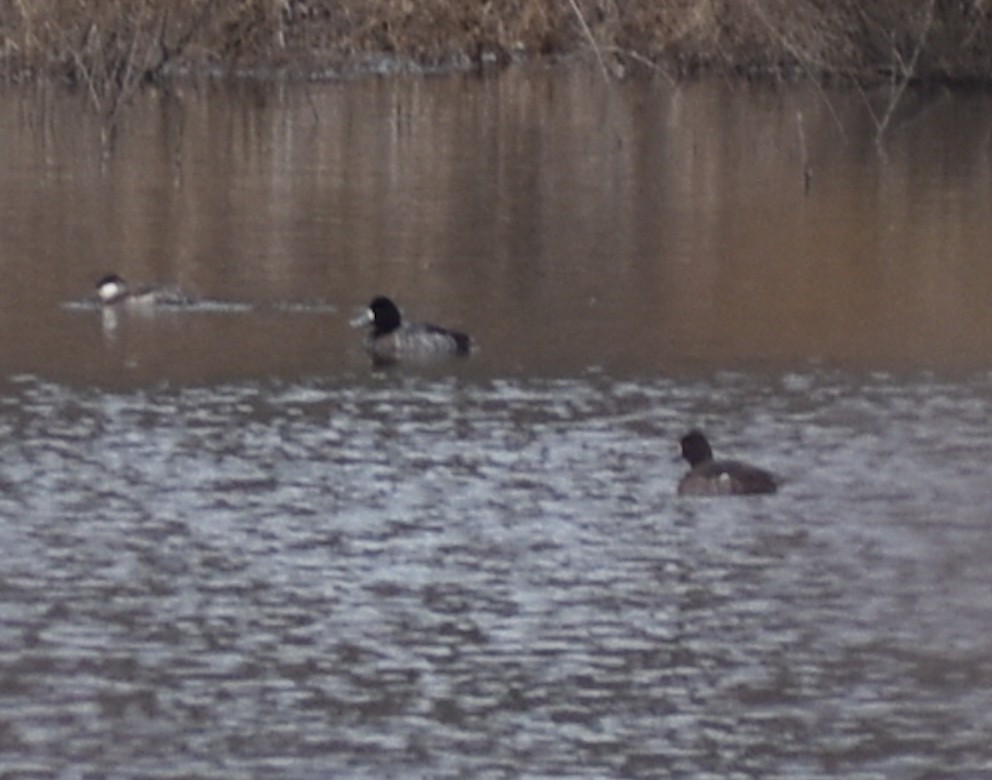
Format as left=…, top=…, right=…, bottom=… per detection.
left=0, top=66, right=991, bottom=778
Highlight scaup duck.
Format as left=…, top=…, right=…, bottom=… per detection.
left=352, top=296, right=472, bottom=363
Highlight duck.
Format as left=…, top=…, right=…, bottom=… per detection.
left=95, top=274, right=189, bottom=307
left=678, top=429, right=778, bottom=496
left=96, top=274, right=152, bottom=306
left=352, top=296, right=472, bottom=363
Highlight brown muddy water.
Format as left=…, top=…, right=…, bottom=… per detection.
left=1, top=67, right=992, bottom=778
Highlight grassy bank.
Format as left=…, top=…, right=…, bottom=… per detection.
left=1, top=1, right=990, bottom=106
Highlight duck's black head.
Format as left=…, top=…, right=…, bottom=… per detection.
left=368, top=296, right=403, bottom=337
left=680, top=429, right=714, bottom=467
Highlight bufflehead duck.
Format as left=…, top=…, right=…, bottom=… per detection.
left=96, top=274, right=159, bottom=306
left=678, top=429, right=778, bottom=496
left=95, top=274, right=188, bottom=307
left=352, top=296, right=472, bottom=363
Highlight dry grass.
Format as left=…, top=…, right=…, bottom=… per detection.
left=1, top=0, right=991, bottom=106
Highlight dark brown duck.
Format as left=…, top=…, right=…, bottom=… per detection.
left=678, top=429, right=778, bottom=496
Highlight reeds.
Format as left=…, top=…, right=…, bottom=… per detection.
left=0, top=0, right=287, bottom=118
left=1, top=0, right=991, bottom=97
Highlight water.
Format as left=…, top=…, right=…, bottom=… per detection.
left=0, top=68, right=991, bottom=778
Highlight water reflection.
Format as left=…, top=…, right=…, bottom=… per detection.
left=1, top=72, right=992, bottom=381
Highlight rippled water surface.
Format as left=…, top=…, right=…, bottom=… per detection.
left=1, top=69, right=992, bottom=778
left=3, top=371, right=992, bottom=778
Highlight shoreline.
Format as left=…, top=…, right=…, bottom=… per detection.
left=3, top=2, right=992, bottom=108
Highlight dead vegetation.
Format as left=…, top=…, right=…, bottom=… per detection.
left=0, top=0, right=287, bottom=119
left=1, top=0, right=991, bottom=108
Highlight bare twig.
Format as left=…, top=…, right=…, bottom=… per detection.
left=603, top=46, right=677, bottom=86
left=742, top=0, right=847, bottom=140
left=796, top=110, right=812, bottom=195
left=155, top=0, right=223, bottom=75
left=872, top=0, right=936, bottom=143
left=68, top=24, right=103, bottom=114
left=564, top=0, right=610, bottom=82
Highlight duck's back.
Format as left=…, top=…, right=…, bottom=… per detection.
left=370, top=322, right=471, bottom=362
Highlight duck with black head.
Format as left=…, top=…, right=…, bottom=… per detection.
left=678, top=429, right=778, bottom=497
left=351, top=296, right=473, bottom=364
